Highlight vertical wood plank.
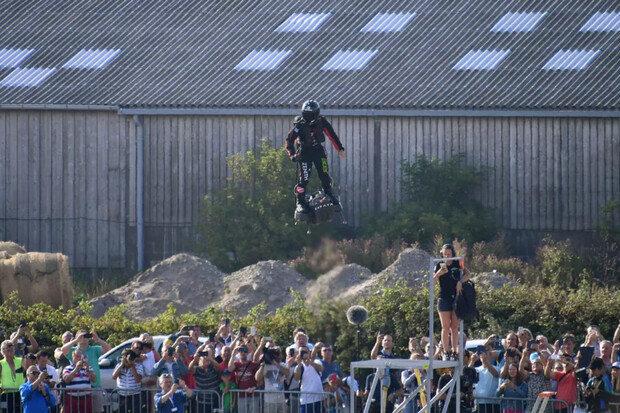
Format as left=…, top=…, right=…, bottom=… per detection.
left=567, top=118, right=576, bottom=230
left=530, top=118, right=540, bottom=230
left=163, top=117, right=172, bottom=225
left=604, top=119, right=613, bottom=219
left=0, top=112, right=6, bottom=241
left=128, top=116, right=137, bottom=225
left=560, top=118, right=569, bottom=230
left=574, top=118, right=583, bottom=230
left=63, top=113, right=76, bottom=264
left=74, top=113, right=87, bottom=267
left=613, top=119, right=620, bottom=227
left=85, top=113, right=98, bottom=267
left=107, top=113, right=122, bottom=267
left=523, top=118, right=532, bottom=230
left=193, top=117, right=203, bottom=221
left=509, top=118, right=518, bottom=228
left=170, top=117, right=179, bottom=225
left=118, top=116, right=128, bottom=267
left=6, top=113, right=18, bottom=242
left=51, top=112, right=64, bottom=252
left=581, top=119, right=590, bottom=229
left=479, top=118, right=489, bottom=207
left=26, top=112, right=39, bottom=250
left=502, top=118, right=511, bottom=226
left=596, top=119, right=605, bottom=226
left=97, top=112, right=109, bottom=267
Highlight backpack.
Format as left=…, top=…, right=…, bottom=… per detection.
left=455, top=280, right=479, bottom=321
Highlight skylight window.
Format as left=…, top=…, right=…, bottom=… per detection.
left=361, top=12, right=416, bottom=32
left=0, top=67, right=56, bottom=87
left=0, top=48, right=35, bottom=68
left=235, top=50, right=292, bottom=70
left=542, top=50, right=601, bottom=70
left=275, top=13, right=331, bottom=32
left=580, top=12, right=620, bottom=32
left=62, top=49, right=121, bottom=69
left=321, top=50, right=378, bottom=71
left=491, top=12, right=547, bottom=32
left=454, top=50, right=511, bottom=70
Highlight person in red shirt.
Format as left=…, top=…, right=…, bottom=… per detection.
left=228, top=341, right=259, bottom=413
left=545, top=353, right=577, bottom=413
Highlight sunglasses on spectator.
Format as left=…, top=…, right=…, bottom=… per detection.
left=322, top=348, right=332, bottom=352
left=161, top=373, right=172, bottom=378
left=29, top=371, right=40, bottom=376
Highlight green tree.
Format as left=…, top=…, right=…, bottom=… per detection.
left=361, top=154, right=497, bottom=247
left=195, top=140, right=339, bottom=272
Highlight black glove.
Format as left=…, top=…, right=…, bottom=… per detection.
left=291, top=154, right=300, bottom=163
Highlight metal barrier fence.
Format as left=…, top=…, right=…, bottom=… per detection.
left=5, top=386, right=604, bottom=413
left=1, top=387, right=342, bottom=413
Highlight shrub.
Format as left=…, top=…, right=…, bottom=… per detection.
left=360, top=155, right=497, bottom=248
left=195, top=140, right=340, bottom=272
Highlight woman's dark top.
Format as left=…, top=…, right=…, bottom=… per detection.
left=435, top=261, right=462, bottom=299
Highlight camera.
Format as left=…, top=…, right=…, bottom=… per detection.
left=261, top=347, right=279, bottom=364
left=476, top=345, right=486, bottom=354
left=128, top=351, right=139, bottom=361
left=527, top=339, right=540, bottom=350
left=225, top=318, right=230, bottom=326
left=575, top=368, right=589, bottom=385
left=288, top=348, right=295, bottom=357
left=167, top=347, right=175, bottom=357
left=300, top=350, right=308, bottom=358
left=19, top=322, right=27, bottom=328
left=494, top=336, right=503, bottom=349
left=197, top=351, right=209, bottom=357
left=239, top=326, right=247, bottom=336
left=28, top=353, right=37, bottom=360
left=83, top=333, right=93, bottom=339
left=505, top=348, right=517, bottom=358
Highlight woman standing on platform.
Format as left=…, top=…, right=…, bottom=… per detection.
left=433, top=244, right=469, bottom=361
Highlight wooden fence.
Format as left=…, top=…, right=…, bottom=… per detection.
left=0, top=110, right=618, bottom=269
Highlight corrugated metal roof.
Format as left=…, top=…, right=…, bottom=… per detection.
left=580, top=12, right=620, bottom=32
left=321, top=50, right=379, bottom=70
left=275, top=13, right=332, bottom=33
left=0, top=68, right=56, bottom=87
left=0, top=0, right=618, bottom=110
left=543, top=50, right=601, bottom=70
left=491, top=12, right=547, bottom=33
left=62, top=49, right=122, bottom=69
left=360, top=12, right=416, bottom=32
left=0, top=48, right=35, bottom=69
left=234, top=49, right=293, bottom=70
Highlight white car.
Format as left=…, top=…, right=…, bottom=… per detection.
left=98, top=335, right=206, bottom=389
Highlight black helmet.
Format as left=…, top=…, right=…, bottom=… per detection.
left=301, top=100, right=320, bottom=123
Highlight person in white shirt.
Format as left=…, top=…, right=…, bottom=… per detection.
left=293, top=346, right=324, bottom=413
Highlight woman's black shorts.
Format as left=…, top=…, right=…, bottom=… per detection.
left=437, top=297, right=455, bottom=312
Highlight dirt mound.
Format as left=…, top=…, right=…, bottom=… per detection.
left=306, top=264, right=373, bottom=303
left=89, top=253, right=225, bottom=320
left=220, top=260, right=306, bottom=314
left=0, top=241, right=27, bottom=256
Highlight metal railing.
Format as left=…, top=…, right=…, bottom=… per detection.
left=1, top=386, right=342, bottom=413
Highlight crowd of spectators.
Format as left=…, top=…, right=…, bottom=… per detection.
left=0, top=320, right=619, bottom=413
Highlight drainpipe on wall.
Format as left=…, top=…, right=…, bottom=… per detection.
left=133, top=115, right=144, bottom=271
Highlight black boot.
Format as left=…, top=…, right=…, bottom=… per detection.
left=324, top=190, right=340, bottom=206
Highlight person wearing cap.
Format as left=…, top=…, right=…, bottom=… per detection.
left=544, top=351, right=577, bottom=413
left=0, top=339, right=25, bottom=412
left=293, top=345, right=325, bottom=413
left=519, top=348, right=550, bottom=413
left=20, top=365, right=56, bottom=413
left=154, top=374, right=192, bottom=413
left=610, top=361, right=620, bottom=393
left=255, top=341, right=289, bottom=413
left=220, top=369, right=237, bottom=413
left=10, top=324, right=38, bottom=358
left=228, top=341, right=259, bottom=413
left=322, top=374, right=344, bottom=413
left=189, top=342, right=220, bottom=413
